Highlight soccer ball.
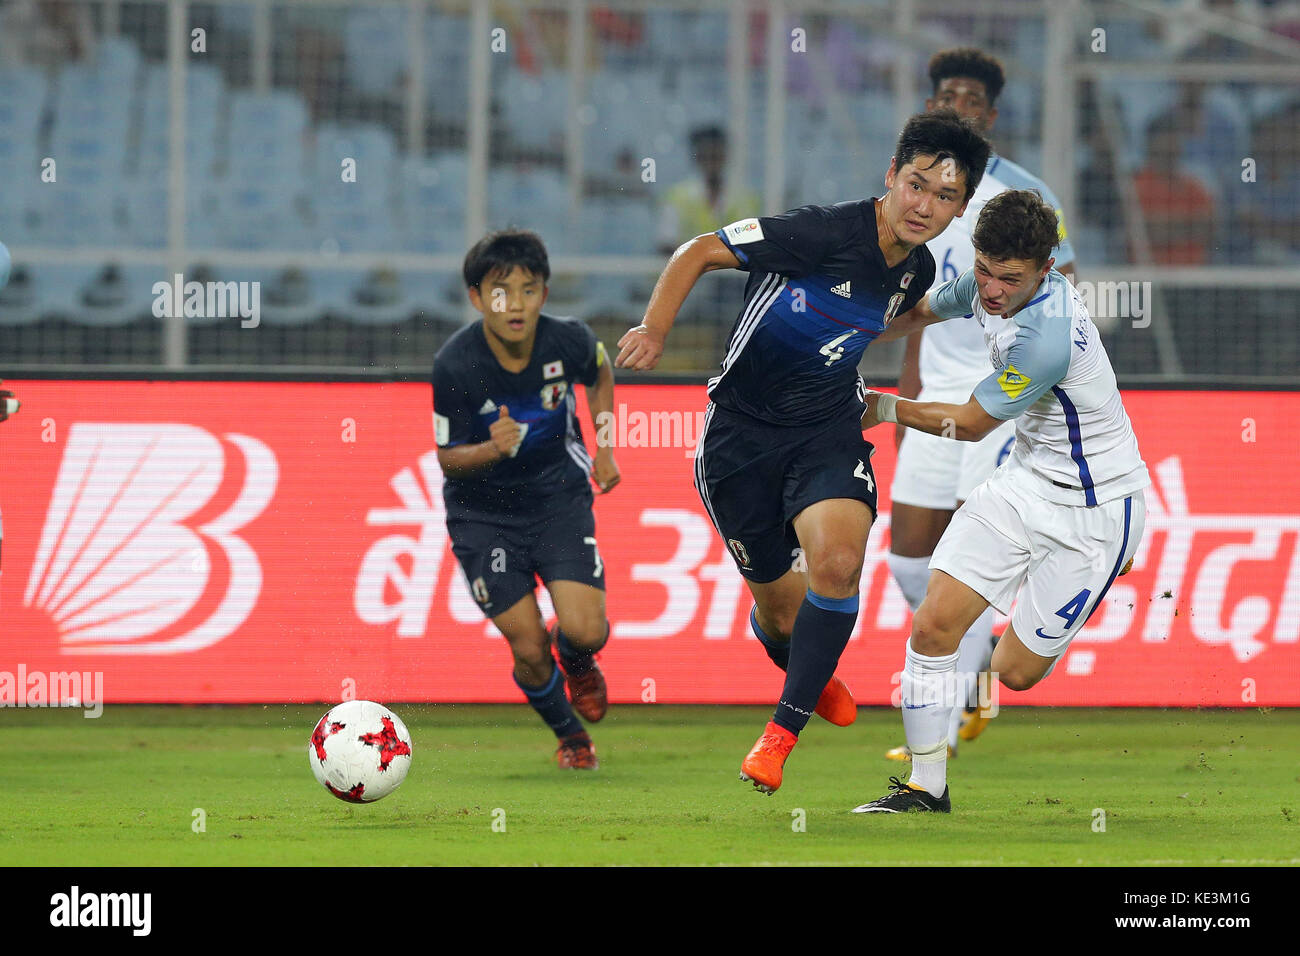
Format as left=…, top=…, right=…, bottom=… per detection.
left=308, top=700, right=413, bottom=803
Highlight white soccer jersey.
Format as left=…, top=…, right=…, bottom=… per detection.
left=928, top=268, right=1149, bottom=507
left=919, top=155, right=1076, bottom=398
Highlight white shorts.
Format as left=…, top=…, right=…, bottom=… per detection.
left=891, top=400, right=1017, bottom=510
left=930, top=465, right=1146, bottom=659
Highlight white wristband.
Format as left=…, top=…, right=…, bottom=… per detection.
left=875, top=392, right=899, bottom=424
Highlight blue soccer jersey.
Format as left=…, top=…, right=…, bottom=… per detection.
left=711, top=200, right=936, bottom=427
left=432, top=313, right=601, bottom=522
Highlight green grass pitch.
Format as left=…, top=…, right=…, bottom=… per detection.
left=2, top=704, right=1295, bottom=866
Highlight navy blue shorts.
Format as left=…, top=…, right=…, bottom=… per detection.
left=446, top=497, right=605, bottom=619
left=694, top=403, right=878, bottom=583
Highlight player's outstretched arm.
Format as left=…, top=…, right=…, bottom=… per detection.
left=586, top=348, right=621, bottom=493
left=861, top=391, right=1002, bottom=443
left=615, top=233, right=740, bottom=371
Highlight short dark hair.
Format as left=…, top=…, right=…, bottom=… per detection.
left=973, top=189, right=1059, bottom=266
left=893, top=109, right=991, bottom=201
left=462, top=229, right=550, bottom=289
left=928, top=47, right=1006, bottom=105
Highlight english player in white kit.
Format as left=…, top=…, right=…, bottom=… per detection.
left=855, top=190, right=1149, bottom=813
left=887, top=48, right=1077, bottom=759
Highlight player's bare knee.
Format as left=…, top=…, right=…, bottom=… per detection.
left=910, top=606, right=963, bottom=656
left=771, top=608, right=799, bottom=639
left=558, top=616, right=608, bottom=649
left=998, top=668, right=1039, bottom=692
left=508, top=637, right=551, bottom=671
left=752, top=598, right=796, bottom=638
left=807, top=548, right=863, bottom=599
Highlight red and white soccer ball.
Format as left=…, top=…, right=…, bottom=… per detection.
left=309, top=700, right=413, bottom=803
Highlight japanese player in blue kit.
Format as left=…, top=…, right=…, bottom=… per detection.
left=616, top=112, right=992, bottom=793
left=433, top=230, right=620, bottom=770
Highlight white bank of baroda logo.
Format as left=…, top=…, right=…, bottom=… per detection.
left=25, top=424, right=278, bottom=654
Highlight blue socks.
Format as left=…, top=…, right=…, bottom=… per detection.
left=554, top=623, right=607, bottom=678
left=772, top=590, right=859, bottom=736
left=514, top=665, right=582, bottom=739
left=750, top=606, right=790, bottom=670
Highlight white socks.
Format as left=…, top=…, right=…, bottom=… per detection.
left=901, top=639, right=959, bottom=796
left=947, top=606, right=997, bottom=748
left=887, top=552, right=931, bottom=612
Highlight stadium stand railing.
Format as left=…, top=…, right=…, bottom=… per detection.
left=0, top=0, right=1296, bottom=384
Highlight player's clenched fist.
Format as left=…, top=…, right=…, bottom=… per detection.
left=488, top=405, right=522, bottom=458
left=614, top=324, right=665, bottom=371
left=592, top=449, right=621, bottom=494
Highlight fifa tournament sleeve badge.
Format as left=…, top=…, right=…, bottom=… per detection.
left=997, top=364, right=1031, bottom=400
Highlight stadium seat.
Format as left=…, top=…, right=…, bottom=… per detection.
left=210, top=178, right=309, bottom=251
left=497, top=68, right=568, bottom=153
left=669, top=68, right=729, bottom=129
left=399, top=154, right=467, bottom=253
left=32, top=180, right=120, bottom=248
left=487, top=167, right=568, bottom=236
left=0, top=68, right=45, bottom=242
left=226, top=90, right=309, bottom=185
left=136, top=64, right=223, bottom=177
left=581, top=68, right=661, bottom=173
left=426, top=12, right=471, bottom=120
left=345, top=6, right=408, bottom=97
left=310, top=124, right=399, bottom=252
left=120, top=179, right=220, bottom=249
left=0, top=67, right=47, bottom=156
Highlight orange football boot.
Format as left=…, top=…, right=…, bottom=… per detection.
left=815, top=675, right=857, bottom=726
left=739, top=721, right=797, bottom=794
left=556, top=732, right=599, bottom=769
left=550, top=622, right=608, bottom=722
left=564, top=664, right=608, bottom=723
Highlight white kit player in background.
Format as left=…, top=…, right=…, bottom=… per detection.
left=887, top=47, right=1077, bottom=760
left=854, top=190, right=1149, bottom=813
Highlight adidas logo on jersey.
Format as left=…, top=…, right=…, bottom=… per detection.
left=831, top=281, right=852, bottom=298
left=479, top=399, right=497, bottom=414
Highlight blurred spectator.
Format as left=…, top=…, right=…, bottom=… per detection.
left=1234, top=102, right=1300, bottom=263
left=656, top=125, right=759, bottom=255
left=1131, top=113, right=1217, bottom=264
left=288, top=24, right=344, bottom=123
left=1078, top=82, right=1125, bottom=249
left=0, top=0, right=95, bottom=69
left=1174, top=80, right=1248, bottom=195
left=784, top=16, right=875, bottom=99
